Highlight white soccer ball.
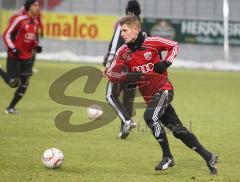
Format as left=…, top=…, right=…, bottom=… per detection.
left=42, top=148, right=64, bottom=169
left=86, top=105, right=103, bottom=119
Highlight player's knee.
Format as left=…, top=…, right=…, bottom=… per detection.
left=21, top=79, right=30, bottom=86
left=19, top=84, right=28, bottom=93
left=173, top=131, right=182, bottom=139
left=172, top=125, right=189, bottom=139
left=20, top=75, right=31, bottom=85
left=8, top=78, right=19, bottom=88
left=106, top=92, right=119, bottom=104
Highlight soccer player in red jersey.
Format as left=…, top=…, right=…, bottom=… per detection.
left=0, top=0, right=42, bottom=114
left=9, top=4, right=44, bottom=73
left=107, top=16, right=218, bottom=174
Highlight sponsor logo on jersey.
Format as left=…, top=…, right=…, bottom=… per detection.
left=144, top=52, right=152, bottom=60
left=132, top=62, right=154, bottom=73
left=25, top=33, right=36, bottom=40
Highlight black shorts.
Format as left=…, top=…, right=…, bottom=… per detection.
left=7, top=58, right=33, bottom=78
left=144, top=90, right=183, bottom=128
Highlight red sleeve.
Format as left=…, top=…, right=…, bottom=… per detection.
left=145, top=37, right=179, bottom=64
left=107, top=52, right=127, bottom=83
left=3, top=15, right=23, bottom=49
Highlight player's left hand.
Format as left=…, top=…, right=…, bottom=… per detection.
left=153, top=61, right=171, bottom=74
left=35, top=46, right=42, bottom=53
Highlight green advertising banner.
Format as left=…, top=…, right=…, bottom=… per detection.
left=143, top=18, right=240, bottom=46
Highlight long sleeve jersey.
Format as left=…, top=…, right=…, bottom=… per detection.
left=107, top=36, right=179, bottom=104
left=3, top=13, right=39, bottom=60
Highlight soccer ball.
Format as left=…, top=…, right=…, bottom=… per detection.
left=42, top=148, right=64, bottom=169
left=86, top=105, right=103, bottom=119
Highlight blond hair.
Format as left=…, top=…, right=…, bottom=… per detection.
left=119, top=16, right=141, bottom=30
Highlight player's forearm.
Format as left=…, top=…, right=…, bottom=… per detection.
left=106, top=64, right=127, bottom=83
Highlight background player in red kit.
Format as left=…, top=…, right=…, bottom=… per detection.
left=107, top=16, right=218, bottom=174
left=0, top=0, right=42, bottom=114
left=9, top=4, right=44, bottom=73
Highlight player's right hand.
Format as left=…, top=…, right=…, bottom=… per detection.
left=11, top=48, right=20, bottom=56
left=101, top=67, right=107, bottom=76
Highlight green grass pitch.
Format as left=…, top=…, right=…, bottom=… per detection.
left=0, top=59, right=240, bottom=181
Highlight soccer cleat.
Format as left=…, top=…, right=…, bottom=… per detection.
left=206, top=154, right=218, bottom=174
left=118, top=130, right=130, bottom=139
left=118, top=120, right=136, bottom=139
left=5, top=107, right=18, bottom=115
left=120, top=120, right=137, bottom=130
left=155, top=157, right=175, bottom=171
